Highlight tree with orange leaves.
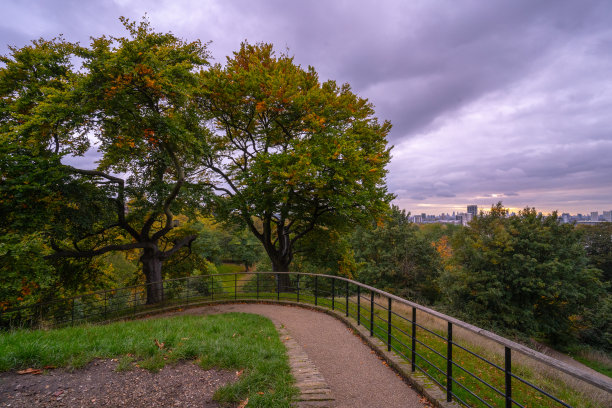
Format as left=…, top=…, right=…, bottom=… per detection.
left=0, top=18, right=211, bottom=304
left=197, top=42, right=393, bottom=289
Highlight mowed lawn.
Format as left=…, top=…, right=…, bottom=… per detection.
left=0, top=313, right=297, bottom=407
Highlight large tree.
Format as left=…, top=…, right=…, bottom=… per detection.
left=0, top=19, right=211, bottom=304
left=197, top=43, right=393, bottom=288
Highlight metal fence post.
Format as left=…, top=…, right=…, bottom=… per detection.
left=297, top=274, right=300, bottom=303
left=314, top=275, right=318, bottom=306
left=332, top=279, right=335, bottom=310
left=256, top=273, right=260, bottom=300
left=345, top=280, right=349, bottom=317
left=370, top=291, right=374, bottom=336
left=211, top=275, right=214, bottom=301
left=447, top=322, right=453, bottom=402
left=387, top=297, right=392, bottom=351
left=505, top=347, right=512, bottom=408
left=411, top=307, right=416, bottom=372
left=277, top=275, right=280, bottom=301
left=104, top=290, right=107, bottom=320
left=71, top=298, right=75, bottom=326
left=357, top=286, right=361, bottom=325
left=234, top=273, right=237, bottom=300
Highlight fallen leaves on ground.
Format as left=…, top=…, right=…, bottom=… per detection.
left=17, top=368, right=42, bottom=375
left=154, top=339, right=165, bottom=349
left=237, top=397, right=249, bottom=407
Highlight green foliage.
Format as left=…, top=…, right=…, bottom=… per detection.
left=198, top=42, right=393, bottom=271
left=578, top=293, right=612, bottom=351
left=442, top=203, right=605, bottom=345
left=351, top=205, right=442, bottom=303
left=226, top=228, right=265, bottom=271
left=0, top=233, right=54, bottom=309
left=580, top=222, right=612, bottom=287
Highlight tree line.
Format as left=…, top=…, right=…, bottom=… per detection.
left=348, top=204, right=611, bottom=351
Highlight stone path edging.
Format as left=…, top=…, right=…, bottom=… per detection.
left=275, top=323, right=335, bottom=407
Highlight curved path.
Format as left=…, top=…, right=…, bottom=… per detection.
left=165, top=303, right=428, bottom=408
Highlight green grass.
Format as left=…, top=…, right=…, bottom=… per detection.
left=574, top=355, right=612, bottom=378
left=0, top=313, right=298, bottom=407
left=217, top=263, right=246, bottom=274
left=216, top=264, right=248, bottom=296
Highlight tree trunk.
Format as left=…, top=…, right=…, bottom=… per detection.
left=272, top=258, right=292, bottom=293
left=141, top=248, right=164, bottom=305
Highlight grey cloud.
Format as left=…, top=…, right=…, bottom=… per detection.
left=2, top=0, right=611, bottom=214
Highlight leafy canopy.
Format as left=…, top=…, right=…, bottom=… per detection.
left=198, top=42, right=393, bottom=270
left=442, top=203, right=604, bottom=344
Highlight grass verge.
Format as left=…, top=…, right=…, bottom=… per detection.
left=0, top=313, right=297, bottom=407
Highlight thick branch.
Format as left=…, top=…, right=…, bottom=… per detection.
left=159, top=234, right=197, bottom=260
left=290, top=206, right=332, bottom=246
left=151, top=143, right=185, bottom=241
left=48, top=241, right=154, bottom=259
left=65, top=165, right=141, bottom=241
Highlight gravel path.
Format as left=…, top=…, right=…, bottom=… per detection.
left=0, top=360, right=236, bottom=408
left=170, top=303, right=428, bottom=408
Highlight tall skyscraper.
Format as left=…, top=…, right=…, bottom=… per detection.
left=467, top=205, right=478, bottom=217
left=603, top=211, right=612, bottom=222
left=591, top=211, right=599, bottom=221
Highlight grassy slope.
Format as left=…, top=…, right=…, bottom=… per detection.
left=0, top=313, right=297, bottom=407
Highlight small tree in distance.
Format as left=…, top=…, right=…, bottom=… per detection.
left=197, top=42, right=393, bottom=288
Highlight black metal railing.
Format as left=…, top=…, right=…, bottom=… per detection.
left=1, top=272, right=610, bottom=408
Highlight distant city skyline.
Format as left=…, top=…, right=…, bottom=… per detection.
left=2, top=1, right=612, bottom=213
left=409, top=204, right=611, bottom=225
left=403, top=203, right=612, bottom=217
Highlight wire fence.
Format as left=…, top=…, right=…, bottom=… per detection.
left=1, top=272, right=610, bottom=408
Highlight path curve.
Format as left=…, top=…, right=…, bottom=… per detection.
left=163, top=303, right=428, bottom=408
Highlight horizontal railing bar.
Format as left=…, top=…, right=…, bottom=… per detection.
left=389, top=342, right=413, bottom=363
left=451, top=341, right=504, bottom=372
left=510, top=373, right=573, bottom=408
left=413, top=320, right=447, bottom=341
left=414, top=337, right=447, bottom=361
left=451, top=378, right=496, bottom=408
left=389, top=322, right=412, bottom=339
left=412, top=349, right=446, bottom=377
left=373, top=300, right=388, bottom=309
left=451, top=361, right=505, bottom=397
left=389, top=336, right=411, bottom=354
left=413, top=360, right=447, bottom=391
left=390, top=309, right=412, bottom=323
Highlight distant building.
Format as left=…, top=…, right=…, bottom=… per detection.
left=561, top=213, right=570, bottom=223
left=591, top=211, right=599, bottom=221
left=467, top=205, right=478, bottom=217
left=603, top=211, right=612, bottom=222
left=458, top=212, right=473, bottom=226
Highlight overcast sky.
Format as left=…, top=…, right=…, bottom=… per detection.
left=2, top=0, right=611, bottom=215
